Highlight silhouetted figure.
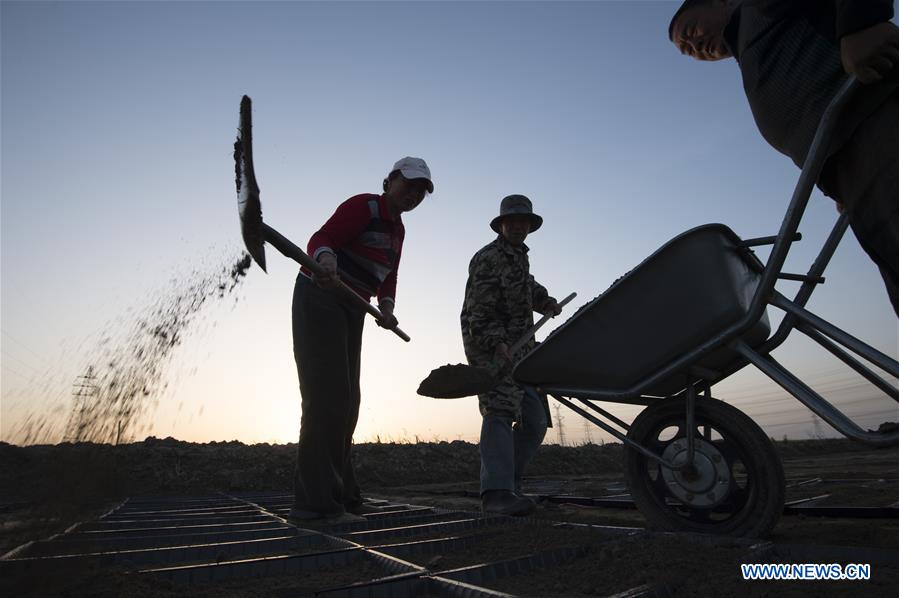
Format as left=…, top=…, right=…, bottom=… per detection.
left=289, top=157, right=434, bottom=524
left=461, top=194, right=561, bottom=516
left=669, top=0, right=899, bottom=315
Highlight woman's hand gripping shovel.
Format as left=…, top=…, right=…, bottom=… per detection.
left=234, top=95, right=410, bottom=341
left=417, top=292, right=576, bottom=398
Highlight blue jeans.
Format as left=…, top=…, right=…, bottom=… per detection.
left=479, top=386, right=548, bottom=494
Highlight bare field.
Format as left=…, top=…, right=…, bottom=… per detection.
left=1, top=437, right=896, bottom=596
left=374, top=441, right=899, bottom=550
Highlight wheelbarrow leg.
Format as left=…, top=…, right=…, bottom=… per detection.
left=685, top=383, right=696, bottom=469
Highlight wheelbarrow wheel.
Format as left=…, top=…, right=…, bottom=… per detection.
left=624, top=396, right=784, bottom=538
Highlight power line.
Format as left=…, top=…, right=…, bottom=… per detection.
left=0, top=363, right=33, bottom=381
left=743, top=395, right=894, bottom=419
left=760, top=408, right=898, bottom=430
left=721, top=375, right=897, bottom=410
left=0, top=350, right=42, bottom=376
left=1, top=329, right=52, bottom=369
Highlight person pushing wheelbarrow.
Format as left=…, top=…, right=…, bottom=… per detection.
left=668, top=0, right=899, bottom=315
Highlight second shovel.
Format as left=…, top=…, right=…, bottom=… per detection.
left=417, top=293, right=576, bottom=398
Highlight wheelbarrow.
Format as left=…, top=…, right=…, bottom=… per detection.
left=510, top=77, right=899, bottom=538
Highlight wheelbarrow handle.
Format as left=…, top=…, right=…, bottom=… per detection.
left=262, top=223, right=411, bottom=342
left=508, top=292, right=577, bottom=356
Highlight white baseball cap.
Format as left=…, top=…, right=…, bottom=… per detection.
left=390, top=156, right=433, bottom=193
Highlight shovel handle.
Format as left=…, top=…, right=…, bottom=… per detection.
left=508, top=292, right=576, bottom=356
left=262, top=223, right=411, bottom=342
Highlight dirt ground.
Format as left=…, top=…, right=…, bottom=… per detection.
left=368, top=442, right=899, bottom=597
left=0, top=438, right=896, bottom=596
left=368, top=440, right=899, bottom=550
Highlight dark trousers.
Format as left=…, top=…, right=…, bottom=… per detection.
left=292, top=275, right=364, bottom=515
left=822, top=94, right=899, bottom=317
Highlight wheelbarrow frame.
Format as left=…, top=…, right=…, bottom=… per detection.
left=516, top=77, right=899, bottom=475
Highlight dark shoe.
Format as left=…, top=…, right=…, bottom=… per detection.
left=516, top=493, right=537, bottom=511
left=287, top=507, right=365, bottom=526
left=346, top=502, right=381, bottom=515
left=323, top=512, right=366, bottom=524
left=481, top=490, right=536, bottom=516
left=287, top=506, right=322, bottom=522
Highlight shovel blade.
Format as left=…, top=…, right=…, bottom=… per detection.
left=234, top=95, right=267, bottom=272
left=417, top=363, right=499, bottom=399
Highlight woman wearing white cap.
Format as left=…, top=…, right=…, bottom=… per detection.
left=289, top=157, right=433, bottom=524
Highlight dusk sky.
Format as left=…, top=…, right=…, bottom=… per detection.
left=2, top=0, right=897, bottom=446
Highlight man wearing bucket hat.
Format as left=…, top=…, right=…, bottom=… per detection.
left=290, top=157, right=433, bottom=524
left=461, top=194, right=562, bottom=516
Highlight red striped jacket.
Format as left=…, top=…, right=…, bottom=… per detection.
left=303, top=194, right=404, bottom=305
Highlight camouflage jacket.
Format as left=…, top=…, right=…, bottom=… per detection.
left=461, top=235, right=554, bottom=360
left=460, top=236, right=553, bottom=417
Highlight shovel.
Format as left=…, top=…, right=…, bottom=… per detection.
left=234, top=95, right=410, bottom=342
left=417, top=292, right=576, bottom=398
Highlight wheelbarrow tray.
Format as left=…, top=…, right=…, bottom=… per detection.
left=514, top=224, right=770, bottom=397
